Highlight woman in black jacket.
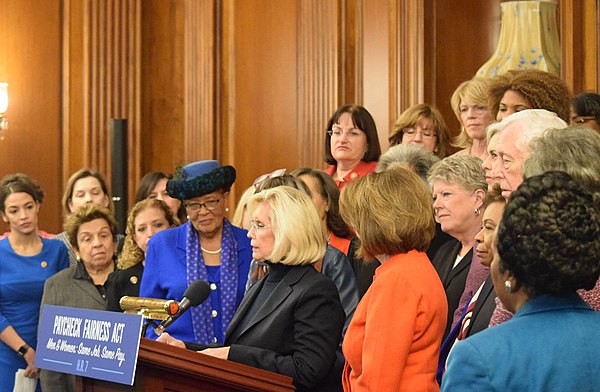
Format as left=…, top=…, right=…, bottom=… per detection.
left=158, top=186, right=345, bottom=391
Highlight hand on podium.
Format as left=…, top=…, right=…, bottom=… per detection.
left=200, top=347, right=230, bottom=359
left=156, top=332, right=186, bottom=349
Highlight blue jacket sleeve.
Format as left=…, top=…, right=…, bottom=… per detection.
left=442, top=339, right=492, bottom=391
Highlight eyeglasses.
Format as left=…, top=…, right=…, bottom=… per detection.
left=184, top=198, right=221, bottom=212
left=248, top=220, right=271, bottom=232
left=458, top=105, right=488, bottom=115
left=572, top=116, right=596, bottom=125
left=402, top=127, right=437, bottom=138
left=327, top=126, right=363, bottom=138
left=253, top=168, right=287, bottom=186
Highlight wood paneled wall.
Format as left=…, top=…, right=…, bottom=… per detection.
left=0, top=0, right=63, bottom=233
left=63, top=0, right=142, bottom=215
left=0, top=0, right=598, bottom=231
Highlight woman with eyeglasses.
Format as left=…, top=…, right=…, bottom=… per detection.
left=139, top=160, right=252, bottom=345
left=388, top=103, right=452, bottom=159
left=450, top=77, right=494, bottom=160
left=158, top=186, right=345, bottom=392
left=570, top=92, right=600, bottom=132
left=324, top=105, right=382, bottom=190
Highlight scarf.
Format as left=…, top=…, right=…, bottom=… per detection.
left=185, top=219, right=239, bottom=344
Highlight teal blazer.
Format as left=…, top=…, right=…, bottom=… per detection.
left=442, top=294, right=600, bottom=392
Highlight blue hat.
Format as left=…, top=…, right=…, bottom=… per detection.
left=166, top=160, right=236, bottom=200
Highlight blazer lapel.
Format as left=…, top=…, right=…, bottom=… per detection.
left=471, top=276, right=494, bottom=319
left=72, top=278, right=106, bottom=308
left=233, top=266, right=307, bottom=339
left=226, top=277, right=266, bottom=337
left=445, top=248, right=473, bottom=286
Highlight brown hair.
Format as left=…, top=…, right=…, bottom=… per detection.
left=64, top=204, right=117, bottom=251
left=340, top=167, right=435, bottom=261
left=324, top=105, right=382, bottom=165
left=389, top=104, right=451, bottom=158
left=62, top=169, right=114, bottom=217
left=488, top=69, right=572, bottom=122
left=0, top=173, right=44, bottom=211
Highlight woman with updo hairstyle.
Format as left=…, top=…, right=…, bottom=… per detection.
left=450, top=77, right=494, bottom=160
left=388, top=103, right=451, bottom=159
left=106, top=199, right=178, bottom=311
left=0, top=174, right=69, bottom=390
left=442, top=171, right=600, bottom=391
left=339, top=166, right=447, bottom=391
left=488, top=69, right=572, bottom=122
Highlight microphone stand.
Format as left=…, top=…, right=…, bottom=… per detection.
left=141, top=319, right=159, bottom=338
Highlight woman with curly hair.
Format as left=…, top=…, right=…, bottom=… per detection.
left=450, top=77, right=494, bottom=160
left=106, top=199, right=178, bottom=311
left=488, top=69, right=572, bottom=122
left=388, top=103, right=452, bottom=159
left=442, top=171, right=600, bottom=391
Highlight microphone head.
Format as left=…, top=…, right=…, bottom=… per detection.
left=184, top=280, right=211, bottom=307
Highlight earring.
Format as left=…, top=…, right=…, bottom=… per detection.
left=504, top=280, right=513, bottom=293
left=474, top=208, right=481, bottom=215
left=225, top=207, right=230, bottom=212
left=186, top=215, right=190, bottom=220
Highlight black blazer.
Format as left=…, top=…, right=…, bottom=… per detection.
left=188, top=264, right=345, bottom=392
left=466, top=275, right=496, bottom=337
left=106, top=262, right=144, bottom=312
left=431, top=239, right=473, bottom=340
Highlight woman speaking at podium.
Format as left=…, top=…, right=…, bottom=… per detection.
left=158, top=186, right=345, bottom=392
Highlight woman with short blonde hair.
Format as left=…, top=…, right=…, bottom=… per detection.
left=450, top=77, right=494, bottom=160
left=158, top=186, right=344, bottom=391
left=247, top=186, right=326, bottom=265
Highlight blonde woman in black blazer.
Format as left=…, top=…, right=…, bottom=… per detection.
left=158, top=186, right=345, bottom=392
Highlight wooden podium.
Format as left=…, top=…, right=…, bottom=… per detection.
left=77, top=338, right=294, bottom=392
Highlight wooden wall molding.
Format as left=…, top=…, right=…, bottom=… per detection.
left=390, top=0, right=424, bottom=123
left=63, top=0, right=141, bottom=200
left=184, top=0, right=216, bottom=162
left=560, top=0, right=599, bottom=93
left=297, top=0, right=339, bottom=168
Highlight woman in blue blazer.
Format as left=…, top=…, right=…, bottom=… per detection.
left=140, top=161, right=251, bottom=345
left=442, top=172, right=600, bottom=392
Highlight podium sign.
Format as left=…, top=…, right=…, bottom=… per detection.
left=35, top=305, right=143, bottom=385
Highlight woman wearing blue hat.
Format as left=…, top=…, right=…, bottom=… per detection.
left=139, top=160, right=252, bottom=345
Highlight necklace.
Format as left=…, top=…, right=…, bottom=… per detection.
left=201, top=246, right=222, bottom=255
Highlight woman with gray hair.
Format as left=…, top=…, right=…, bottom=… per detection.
left=427, top=155, right=487, bottom=341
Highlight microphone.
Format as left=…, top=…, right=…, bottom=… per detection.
left=154, top=280, right=211, bottom=336
left=120, top=296, right=180, bottom=320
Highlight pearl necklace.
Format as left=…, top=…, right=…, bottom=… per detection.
left=201, top=246, right=222, bottom=255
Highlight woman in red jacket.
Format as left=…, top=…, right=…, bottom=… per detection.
left=340, top=166, right=447, bottom=391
